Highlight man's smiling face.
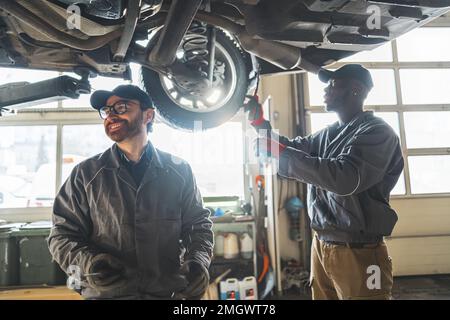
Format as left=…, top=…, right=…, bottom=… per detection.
left=103, top=95, right=146, bottom=142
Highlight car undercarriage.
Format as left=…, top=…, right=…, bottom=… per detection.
left=1, top=0, right=449, bottom=129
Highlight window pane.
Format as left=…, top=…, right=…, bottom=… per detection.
left=342, top=42, right=393, bottom=62
left=62, top=74, right=129, bottom=108
left=307, top=69, right=396, bottom=106
left=0, top=126, right=57, bottom=208
left=152, top=121, right=245, bottom=197
left=309, top=113, right=338, bottom=133
left=62, top=125, right=113, bottom=183
left=409, top=155, right=450, bottom=194
left=391, top=171, right=406, bottom=196
left=400, top=69, right=450, bottom=104
left=397, top=27, right=450, bottom=62
left=404, top=111, right=450, bottom=148
left=0, top=68, right=59, bottom=109
left=366, top=69, right=397, bottom=105
left=307, top=72, right=328, bottom=106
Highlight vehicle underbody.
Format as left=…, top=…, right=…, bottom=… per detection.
left=1, top=0, right=449, bottom=129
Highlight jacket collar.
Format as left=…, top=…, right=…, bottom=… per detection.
left=104, top=141, right=164, bottom=170
left=346, top=110, right=374, bottom=129
left=325, top=110, right=374, bottom=147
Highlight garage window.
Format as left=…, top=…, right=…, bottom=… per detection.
left=0, top=126, right=57, bottom=209
left=152, top=121, right=245, bottom=197
left=404, top=112, right=450, bottom=149
left=304, top=25, right=450, bottom=197
left=307, top=69, right=397, bottom=106
left=396, top=27, right=450, bottom=62
left=400, top=69, right=450, bottom=105
left=408, top=156, right=450, bottom=194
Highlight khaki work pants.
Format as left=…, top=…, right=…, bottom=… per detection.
left=310, top=234, right=393, bottom=300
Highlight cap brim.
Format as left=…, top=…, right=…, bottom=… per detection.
left=318, top=69, right=335, bottom=83
left=90, top=90, right=114, bottom=110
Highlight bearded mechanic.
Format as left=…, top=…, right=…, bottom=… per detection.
left=48, top=84, right=213, bottom=299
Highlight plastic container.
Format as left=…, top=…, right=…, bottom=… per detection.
left=220, top=278, right=240, bottom=300
left=223, top=233, right=239, bottom=259
left=240, top=232, right=253, bottom=259
left=13, top=222, right=66, bottom=286
left=214, top=233, right=225, bottom=257
left=0, top=224, right=22, bottom=286
left=239, top=276, right=258, bottom=300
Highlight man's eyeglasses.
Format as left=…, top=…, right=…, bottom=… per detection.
left=99, top=101, right=131, bottom=119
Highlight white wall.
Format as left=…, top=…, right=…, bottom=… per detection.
left=387, top=197, right=450, bottom=276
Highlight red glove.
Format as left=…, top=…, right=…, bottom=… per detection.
left=244, top=95, right=272, bottom=130
left=257, top=137, right=287, bottom=159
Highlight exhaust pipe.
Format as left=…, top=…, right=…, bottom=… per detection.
left=237, top=32, right=302, bottom=70
left=195, top=11, right=321, bottom=73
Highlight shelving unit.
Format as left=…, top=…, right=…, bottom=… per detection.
left=210, top=221, right=257, bottom=281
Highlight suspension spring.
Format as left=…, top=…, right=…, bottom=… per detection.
left=182, top=21, right=210, bottom=77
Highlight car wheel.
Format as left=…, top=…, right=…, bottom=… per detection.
left=141, top=27, right=251, bottom=131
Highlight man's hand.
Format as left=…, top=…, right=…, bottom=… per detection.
left=244, top=95, right=272, bottom=131
left=86, top=253, right=127, bottom=292
left=256, top=137, right=287, bottom=159
left=176, top=260, right=210, bottom=300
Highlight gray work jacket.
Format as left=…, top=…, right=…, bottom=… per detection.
left=278, top=111, right=404, bottom=243
left=48, top=142, right=213, bottom=299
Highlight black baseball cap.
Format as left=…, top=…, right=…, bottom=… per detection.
left=318, top=64, right=374, bottom=89
left=90, top=84, right=155, bottom=110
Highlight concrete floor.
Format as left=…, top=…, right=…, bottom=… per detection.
left=392, top=274, right=450, bottom=300
left=272, top=274, right=450, bottom=300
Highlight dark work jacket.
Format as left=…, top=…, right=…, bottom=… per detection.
left=48, top=142, right=213, bottom=299
left=278, top=111, right=404, bottom=243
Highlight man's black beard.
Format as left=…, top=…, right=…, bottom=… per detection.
left=106, top=116, right=143, bottom=142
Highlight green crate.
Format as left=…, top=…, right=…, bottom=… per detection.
left=0, top=229, right=20, bottom=286
left=13, top=224, right=66, bottom=286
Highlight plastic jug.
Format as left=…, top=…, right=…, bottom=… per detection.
left=239, top=276, right=258, bottom=300
left=220, top=278, right=240, bottom=300
left=223, top=233, right=239, bottom=259
left=240, top=232, right=253, bottom=259
left=214, top=233, right=225, bottom=257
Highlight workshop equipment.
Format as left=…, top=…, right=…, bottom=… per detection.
left=0, top=74, right=90, bottom=115
left=13, top=222, right=66, bottom=286
left=255, top=175, right=275, bottom=298
left=0, top=224, right=22, bottom=286
left=202, top=268, right=231, bottom=300
left=285, top=196, right=304, bottom=241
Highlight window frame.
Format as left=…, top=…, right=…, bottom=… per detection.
left=302, top=24, right=450, bottom=199
left=0, top=109, right=102, bottom=221
left=0, top=107, right=248, bottom=221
